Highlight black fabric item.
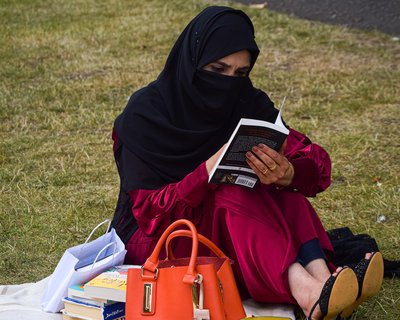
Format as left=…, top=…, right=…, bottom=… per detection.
left=297, top=238, right=327, bottom=267
left=327, top=227, right=400, bottom=277
left=113, top=6, right=278, bottom=191
left=112, top=189, right=137, bottom=244
left=110, top=135, right=138, bottom=243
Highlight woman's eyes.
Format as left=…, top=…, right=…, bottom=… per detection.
left=236, top=70, right=248, bottom=77
left=210, top=65, right=225, bottom=73
left=208, top=64, right=248, bottom=77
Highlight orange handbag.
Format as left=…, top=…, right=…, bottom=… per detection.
left=165, top=229, right=246, bottom=319
left=125, top=219, right=246, bottom=320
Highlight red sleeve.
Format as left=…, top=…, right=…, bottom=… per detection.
left=283, top=128, right=332, bottom=197
left=128, top=163, right=217, bottom=236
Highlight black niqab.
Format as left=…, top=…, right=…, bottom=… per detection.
left=114, top=6, right=279, bottom=192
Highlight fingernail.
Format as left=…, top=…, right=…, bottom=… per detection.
left=246, top=152, right=252, bottom=158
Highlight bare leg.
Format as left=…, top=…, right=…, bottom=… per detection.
left=305, top=258, right=331, bottom=283
left=291, top=253, right=375, bottom=318
left=288, top=262, right=344, bottom=319
left=288, top=262, right=324, bottom=318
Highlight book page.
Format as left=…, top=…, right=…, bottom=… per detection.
left=274, top=96, right=286, bottom=128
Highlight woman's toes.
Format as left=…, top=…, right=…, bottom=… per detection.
left=365, top=252, right=373, bottom=260
left=333, top=266, right=343, bottom=276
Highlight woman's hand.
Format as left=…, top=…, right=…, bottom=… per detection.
left=245, top=140, right=294, bottom=186
left=206, top=144, right=227, bottom=175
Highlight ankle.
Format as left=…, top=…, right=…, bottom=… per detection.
left=304, top=281, right=324, bottom=317
left=292, top=279, right=324, bottom=317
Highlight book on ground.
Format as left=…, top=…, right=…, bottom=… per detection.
left=62, top=309, right=126, bottom=320
left=84, top=265, right=141, bottom=302
left=62, top=297, right=125, bottom=320
left=62, top=311, right=126, bottom=320
left=209, top=97, right=289, bottom=188
left=68, top=284, right=109, bottom=307
left=61, top=311, right=84, bottom=320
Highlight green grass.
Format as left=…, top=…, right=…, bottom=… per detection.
left=1, top=0, right=399, bottom=318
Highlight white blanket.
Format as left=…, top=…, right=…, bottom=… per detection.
left=242, top=299, right=295, bottom=319
left=0, top=277, right=295, bottom=320
left=0, top=277, right=61, bottom=320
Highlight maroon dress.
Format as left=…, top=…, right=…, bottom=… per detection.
left=123, top=128, right=334, bottom=304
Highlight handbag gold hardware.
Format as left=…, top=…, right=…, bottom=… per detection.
left=142, top=283, right=153, bottom=313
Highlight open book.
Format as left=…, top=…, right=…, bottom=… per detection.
left=208, top=97, right=289, bottom=188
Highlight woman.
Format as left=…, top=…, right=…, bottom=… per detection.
left=111, top=6, right=383, bottom=319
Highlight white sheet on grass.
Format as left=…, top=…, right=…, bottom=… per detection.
left=0, top=277, right=61, bottom=320
left=243, top=299, right=295, bottom=319
left=0, top=277, right=295, bottom=320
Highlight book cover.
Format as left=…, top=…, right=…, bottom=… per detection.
left=209, top=98, right=289, bottom=188
left=62, top=311, right=85, bottom=320
left=62, top=309, right=126, bottom=320
left=84, top=265, right=141, bottom=302
left=68, top=284, right=109, bottom=307
left=62, top=297, right=125, bottom=320
left=62, top=309, right=93, bottom=320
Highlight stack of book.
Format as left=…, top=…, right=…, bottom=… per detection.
left=61, top=265, right=140, bottom=320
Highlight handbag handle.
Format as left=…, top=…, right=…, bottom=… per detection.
left=142, top=219, right=199, bottom=285
left=165, top=230, right=228, bottom=260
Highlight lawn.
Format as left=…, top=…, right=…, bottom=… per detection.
left=0, top=0, right=399, bottom=318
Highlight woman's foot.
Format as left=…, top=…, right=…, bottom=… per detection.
left=337, top=252, right=384, bottom=319
left=306, top=267, right=358, bottom=320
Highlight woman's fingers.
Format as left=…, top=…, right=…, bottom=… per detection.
left=246, top=151, right=268, bottom=175
left=246, top=150, right=279, bottom=184
left=256, top=144, right=285, bottom=166
left=252, top=146, right=277, bottom=169
left=245, top=158, right=271, bottom=186
left=246, top=144, right=294, bottom=186
left=252, top=145, right=289, bottom=174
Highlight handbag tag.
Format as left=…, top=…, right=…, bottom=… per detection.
left=193, top=308, right=210, bottom=320
left=192, top=274, right=210, bottom=320
left=143, top=283, right=153, bottom=313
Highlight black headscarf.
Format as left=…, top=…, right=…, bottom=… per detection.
left=113, top=6, right=279, bottom=194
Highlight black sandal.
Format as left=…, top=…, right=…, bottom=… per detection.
left=307, top=267, right=358, bottom=320
left=336, top=252, right=384, bottom=319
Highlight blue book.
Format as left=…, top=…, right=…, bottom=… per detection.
left=62, top=296, right=125, bottom=320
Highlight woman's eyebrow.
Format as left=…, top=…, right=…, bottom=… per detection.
left=213, top=60, right=230, bottom=67
left=214, top=60, right=251, bottom=70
